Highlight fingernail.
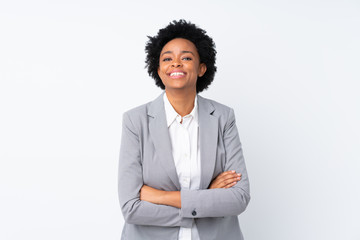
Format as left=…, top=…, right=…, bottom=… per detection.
left=232, top=170, right=235, bottom=173
left=237, top=173, right=241, bottom=176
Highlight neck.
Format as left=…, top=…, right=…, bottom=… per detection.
left=165, top=89, right=197, bottom=117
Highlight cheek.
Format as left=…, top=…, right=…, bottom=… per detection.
left=158, top=63, right=167, bottom=73
left=158, top=69, right=166, bottom=78
left=158, top=66, right=168, bottom=81
left=188, top=62, right=199, bottom=72
left=158, top=65, right=164, bottom=75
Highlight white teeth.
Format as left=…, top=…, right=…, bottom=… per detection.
left=170, top=72, right=184, bottom=76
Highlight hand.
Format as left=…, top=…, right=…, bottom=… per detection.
left=208, top=170, right=241, bottom=189
left=140, top=185, right=163, bottom=204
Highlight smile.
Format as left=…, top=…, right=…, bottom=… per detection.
left=170, top=72, right=185, bottom=77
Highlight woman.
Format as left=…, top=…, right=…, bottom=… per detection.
left=118, top=19, right=250, bottom=240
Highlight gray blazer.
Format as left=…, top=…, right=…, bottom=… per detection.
left=118, top=92, right=250, bottom=240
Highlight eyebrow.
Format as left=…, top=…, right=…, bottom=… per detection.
left=161, top=50, right=195, bottom=56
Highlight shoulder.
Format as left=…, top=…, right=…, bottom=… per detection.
left=198, top=95, right=238, bottom=133
left=198, top=95, right=234, bottom=118
left=123, top=92, right=163, bottom=119
left=123, top=102, right=149, bottom=119
left=122, top=101, right=152, bottom=130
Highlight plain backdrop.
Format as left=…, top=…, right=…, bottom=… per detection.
left=0, top=0, right=359, bottom=239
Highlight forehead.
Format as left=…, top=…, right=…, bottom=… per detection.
left=161, top=38, right=198, bottom=54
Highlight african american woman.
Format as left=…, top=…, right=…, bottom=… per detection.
left=118, top=19, right=250, bottom=240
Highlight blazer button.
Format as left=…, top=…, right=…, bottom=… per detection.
left=192, top=210, right=197, bottom=216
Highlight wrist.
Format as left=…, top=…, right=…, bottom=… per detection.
left=161, top=190, right=181, bottom=208
left=157, top=189, right=167, bottom=205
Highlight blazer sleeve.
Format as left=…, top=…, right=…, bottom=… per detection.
left=180, top=108, right=251, bottom=218
left=118, top=112, right=192, bottom=227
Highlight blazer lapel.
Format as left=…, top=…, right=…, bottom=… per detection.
left=147, top=92, right=218, bottom=191
left=198, top=95, right=218, bottom=189
left=148, top=92, right=181, bottom=190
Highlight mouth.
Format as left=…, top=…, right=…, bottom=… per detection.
left=168, top=71, right=186, bottom=79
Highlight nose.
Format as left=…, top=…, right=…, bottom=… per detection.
left=172, top=58, right=182, bottom=67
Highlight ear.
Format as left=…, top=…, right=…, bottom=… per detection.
left=198, top=63, right=207, bottom=77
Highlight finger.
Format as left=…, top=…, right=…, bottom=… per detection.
left=225, top=176, right=242, bottom=188
left=210, top=171, right=240, bottom=189
left=215, top=172, right=237, bottom=181
left=223, top=181, right=237, bottom=189
left=212, top=171, right=235, bottom=185
left=218, top=173, right=241, bottom=181
left=223, top=176, right=241, bottom=185
left=216, top=176, right=240, bottom=188
left=225, top=182, right=237, bottom=188
left=216, top=173, right=240, bottom=184
left=216, top=170, right=236, bottom=178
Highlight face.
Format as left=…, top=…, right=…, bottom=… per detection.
left=157, top=38, right=207, bottom=93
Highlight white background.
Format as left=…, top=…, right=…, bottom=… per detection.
left=1, top=0, right=359, bottom=239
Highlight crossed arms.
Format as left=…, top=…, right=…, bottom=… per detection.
left=118, top=109, right=250, bottom=227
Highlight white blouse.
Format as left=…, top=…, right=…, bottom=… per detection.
left=163, top=92, right=201, bottom=240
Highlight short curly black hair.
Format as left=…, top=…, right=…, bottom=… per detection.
left=145, top=19, right=217, bottom=93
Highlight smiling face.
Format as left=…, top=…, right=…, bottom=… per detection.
left=157, top=38, right=207, bottom=94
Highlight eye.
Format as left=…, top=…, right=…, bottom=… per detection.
left=163, top=58, right=172, bottom=62
left=182, top=57, right=192, bottom=61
